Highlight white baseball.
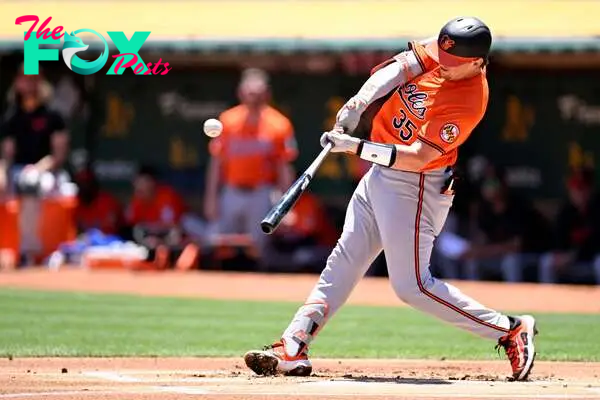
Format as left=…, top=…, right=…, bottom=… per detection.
left=203, top=118, right=223, bottom=138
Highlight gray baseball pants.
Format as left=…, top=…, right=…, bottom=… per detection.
left=219, top=184, right=273, bottom=265
left=281, top=165, right=510, bottom=357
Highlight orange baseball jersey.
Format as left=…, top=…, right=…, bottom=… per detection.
left=209, top=105, right=298, bottom=188
left=368, top=39, right=489, bottom=171
left=126, top=185, right=185, bottom=226
left=76, top=192, right=123, bottom=234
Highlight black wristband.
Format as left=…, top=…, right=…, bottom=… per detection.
left=356, top=139, right=365, bottom=156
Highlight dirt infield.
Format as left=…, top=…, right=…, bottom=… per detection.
left=0, top=268, right=599, bottom=399
left=1, top=358, right=600, bottom=400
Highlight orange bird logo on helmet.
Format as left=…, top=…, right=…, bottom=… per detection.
left=439, top=35, right=455, bottom=51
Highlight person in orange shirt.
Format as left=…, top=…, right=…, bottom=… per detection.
left=204, top=68, right=297, bottom=264
left=74, top=168, right=123, bottom=235
left=244, top=17, right=537, bottom=382
left=124, top=166, right=190, bottom=269
left=126, top=166, right=185, bottom=229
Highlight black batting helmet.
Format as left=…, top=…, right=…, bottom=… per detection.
left=424, top=16, right=492, bottom=67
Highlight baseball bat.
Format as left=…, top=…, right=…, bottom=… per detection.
left=260, top=142, right=333, bottom=234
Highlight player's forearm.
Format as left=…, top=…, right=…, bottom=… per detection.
left=49, top=131, right=69, bottom=169
left=372, top=141, right=439, bottom=172
left=1, top=137, right=15, bottom=161
left=390, top=142, right=426, bottom=172
left=37, top=150, right=68, bottom=171
left=0, top=160, right=7, bottom=193
left=336, top=137, right=437, bottom=173
left=34, top=155, right=56, bottom=171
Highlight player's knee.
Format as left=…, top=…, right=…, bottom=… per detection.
left=390, top=280, right=422, bottom=305
left=323, top=242, right=367, bottom=276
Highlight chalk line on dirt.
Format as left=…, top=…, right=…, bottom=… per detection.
left=154, top=386, right=210, bottom=394
left=83, top=370, right=233, bottom=383
left=83, top=371, right=141, bottom=382
left=78, top=369, right=600, bottom=399
left=83, top=370, right=213, bottom=395
left=0, top=392, right=115, bottom=399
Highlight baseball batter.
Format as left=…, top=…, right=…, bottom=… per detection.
left=244, top=17, right=538, bottom=381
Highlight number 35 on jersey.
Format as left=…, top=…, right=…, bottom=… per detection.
left=392, top=84, right=428, bottom=142
left=392, top=109, right=417, bottom=141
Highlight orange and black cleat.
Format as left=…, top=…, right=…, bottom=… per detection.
left=496, top=315, right=538, bottom=381
left=244, top=340, right=312, bottom=377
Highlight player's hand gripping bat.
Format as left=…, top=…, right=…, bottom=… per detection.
left=260, top=142, right=333, bottom=234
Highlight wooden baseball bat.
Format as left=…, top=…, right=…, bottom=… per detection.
left=260, top=142, right=333, bottom=234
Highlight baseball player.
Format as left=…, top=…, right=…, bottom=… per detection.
left=244, top=17, right=538, bottom=381
left=204, top=68, right=297, bottom=266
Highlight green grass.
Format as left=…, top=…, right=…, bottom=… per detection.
left=0, top=288, right=598, bottom=361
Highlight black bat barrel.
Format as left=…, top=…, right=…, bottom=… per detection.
left=260, top=174, right=311, bottom=234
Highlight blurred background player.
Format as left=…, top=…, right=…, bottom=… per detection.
left=203, top=68, right=298, bottom=269
left=539, top=168, right=600, bottom=284
left=126, top=165, right=185, bottom=232
left=0, top=66, right=71, bottom=264
left=436, top=164, right=551, bottom=282
left=74, top=167, right=123, bottom=236
left=125, top=166, right=187, bottom=267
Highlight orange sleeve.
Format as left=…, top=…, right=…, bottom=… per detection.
left=418, top=106, right=484, bottom=154
left=408, top=39, right=437, bottom=73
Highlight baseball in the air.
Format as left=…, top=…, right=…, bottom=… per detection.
left=203, top=118, right=223, bottom=138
